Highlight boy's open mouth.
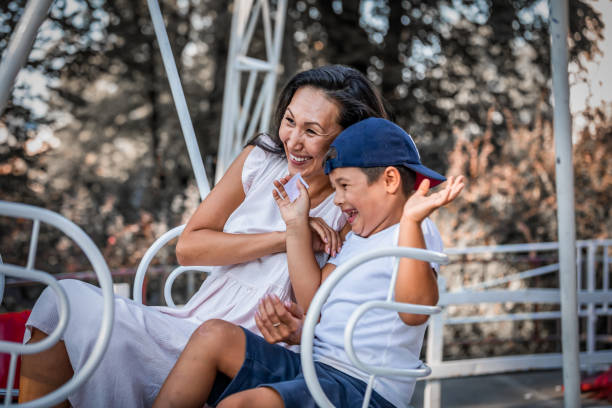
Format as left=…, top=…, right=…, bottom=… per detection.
left=345, top=209, right=358, bottom=224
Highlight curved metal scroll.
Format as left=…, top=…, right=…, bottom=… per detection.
left=0, top=201, right=114, bottom=408
left=300, top=246, right=448, bottom=408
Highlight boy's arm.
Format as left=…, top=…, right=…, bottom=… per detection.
left=395, top=176, right=464, bottom=326
left=285, top=217, right=325, bottom=311
left=273, top=178, right=328, bottom=312
left=395, top=220, right=439, bottom=326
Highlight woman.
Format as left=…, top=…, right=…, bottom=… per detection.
left=20, top=65, right=392, bottom=407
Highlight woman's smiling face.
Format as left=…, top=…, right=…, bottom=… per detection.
left=279, top=86, right=343, bottom=180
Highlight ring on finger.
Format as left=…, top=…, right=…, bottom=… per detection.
left=272, top=322, right=281, bottom=327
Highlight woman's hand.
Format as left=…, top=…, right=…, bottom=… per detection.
left=309, top=217, right=342, bottom=257
left=255, top=295, right=304, bottom=345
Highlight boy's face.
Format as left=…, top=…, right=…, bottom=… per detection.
left=330, top=167, right=394, bottom=238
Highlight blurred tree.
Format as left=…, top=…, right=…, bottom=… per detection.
left=0, top=0, right=607, bottom=272
left=0, top=0, right=232, bottom=268
left=283, top=0, right=605, bottom=244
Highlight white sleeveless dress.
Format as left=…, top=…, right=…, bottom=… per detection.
left=24, top=145, right=345, bottom=407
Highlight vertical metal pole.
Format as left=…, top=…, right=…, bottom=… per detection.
left=549, top=1, right=580, bottom=406
left=146, top=0, right=210, bottom=199
left=424, top=279, right=445, bottom=408
left=0, top=255, right=4, bottom=306
left=0, top=0, right=54, bottom=114
left=586, top=244, right=596, bottom=374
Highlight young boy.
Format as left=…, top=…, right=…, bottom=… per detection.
left=153, top=118, right=464, bottom=408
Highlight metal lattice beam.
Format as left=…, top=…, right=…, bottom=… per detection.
left=215, top=0, right=287, bottom=183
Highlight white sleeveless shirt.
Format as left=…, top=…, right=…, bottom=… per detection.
left=313, top=220, right=443, bottom=408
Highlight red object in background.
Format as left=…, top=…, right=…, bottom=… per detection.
left=0, top=310, right=31, bottom=390
left=581, top=365, right=612, bottom=402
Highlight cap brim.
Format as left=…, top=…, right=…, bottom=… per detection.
left=406, top=164, right=446, bottom=188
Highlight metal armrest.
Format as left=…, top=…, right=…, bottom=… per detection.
left=301, top=246, right=449, bottom=408
left=132, top=225, right=183, bottom=304
left=0, top=201, right=114, bottom=408
left=132, top=225, right=211, bottom=307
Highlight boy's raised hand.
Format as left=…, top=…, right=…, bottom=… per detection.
left=402, top=176, right=465, bottom=224
left=273, top=175, right=310, bottom=226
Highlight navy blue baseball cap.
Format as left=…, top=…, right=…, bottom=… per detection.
left=324, top=117, right=446, bottom=187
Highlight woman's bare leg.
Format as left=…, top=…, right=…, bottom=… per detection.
left=153, top=319, right=247, bottom=408
left=19, top=327, right=72, bottom=407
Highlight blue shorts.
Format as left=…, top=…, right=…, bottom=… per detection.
left=207, top=327, right=395, bottom=408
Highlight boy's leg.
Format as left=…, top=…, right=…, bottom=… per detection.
left=153, top=319, right=246, bottom=408
left=217, top=387, right=284, bottom=408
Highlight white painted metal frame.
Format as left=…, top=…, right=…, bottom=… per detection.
left=549, top=2, right=580, bottom=406
left=0, top=0, right=53, bottom=114
left=145, top=0, right=210, bottom=199
left=0, top=201, right=115, bottom=407
left=132, top=225, right=184, bottom=303
left=215, top=0, right=287, bottom=183
left=301, top=247, right=448, bottom=408
left=131, top=227, right=209, bottom=308
left=0, top=256, right=4, bottom=305
left=423, top=240, right=612, bottom=408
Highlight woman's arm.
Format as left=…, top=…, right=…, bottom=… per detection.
left=176, top=146, right=287, bottom=266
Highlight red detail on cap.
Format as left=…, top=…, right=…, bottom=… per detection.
left=414, top=173, right=443, bottom=190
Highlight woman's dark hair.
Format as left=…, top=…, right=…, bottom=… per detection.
left=248, top=65, right=393, bottom=154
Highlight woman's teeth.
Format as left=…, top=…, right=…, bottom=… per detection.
left=290, top=153, right=310, bottom=162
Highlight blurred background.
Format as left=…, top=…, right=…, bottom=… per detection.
left=0, top=0, right=610, bottom=383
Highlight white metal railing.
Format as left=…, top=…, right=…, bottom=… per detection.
left=423, top=239, right=612, bottom=408
left=0, top=201, right=115, bottom=407
left=301, top=247, right=448, bottom=408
